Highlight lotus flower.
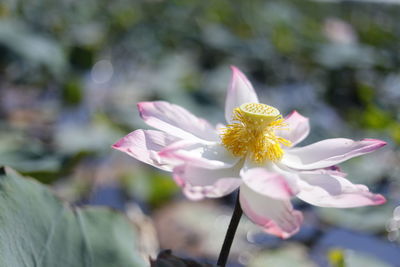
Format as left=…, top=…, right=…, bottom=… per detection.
left=113, top=66, right=386, bottom=238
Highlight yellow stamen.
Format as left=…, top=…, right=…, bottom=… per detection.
left=221, top=103, right=291, bottom=164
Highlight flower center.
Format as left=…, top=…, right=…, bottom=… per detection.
left=221, top=103, right=291, bottom=164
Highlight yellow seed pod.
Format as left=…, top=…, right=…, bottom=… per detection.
left=239, top=103, right=280, bottom=125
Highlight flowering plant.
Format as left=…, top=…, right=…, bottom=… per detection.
left=113, top=66, right=386, bottom=239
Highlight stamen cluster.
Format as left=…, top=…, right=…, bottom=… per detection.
left=221, top=103, right=291, bottom=164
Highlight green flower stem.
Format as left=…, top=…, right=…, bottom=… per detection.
left=217, top=191, right=243, bottom=267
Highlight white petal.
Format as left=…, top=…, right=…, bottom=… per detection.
left=281, top=138, right=387, bottom=170
left=240, top=167, right=296, bottom=200
left=138, top=101, right=219, bottom=141
left=240, top=184, right=303, bottom=239
left=225, top=66, right=259, bottom=123
left=296, top=171, right=386, bottom=208
left=159, top=141, right=239, bottom=169
left=173, top=163, right=242, bottom=200
left=112, top=130, right=180, bottom=171
left=275, top=110, right=310, bottom=146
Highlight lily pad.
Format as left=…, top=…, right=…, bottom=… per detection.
left=0, top=167, right=146, bottom=267
left=316, top=204, right=393, bottom=232
left=248, top=244, right=316, bottom=267
left=344, top=251, right=392, bottom=267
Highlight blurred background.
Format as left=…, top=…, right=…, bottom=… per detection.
left=1, top=0, right=400, bottom=266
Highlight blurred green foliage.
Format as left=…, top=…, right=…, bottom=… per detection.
left=0, top=0, right=398, bottom=133
left=122, top=169, right=180, bottom=208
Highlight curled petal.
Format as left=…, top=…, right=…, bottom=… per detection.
left=297, top=172, right=386, bottom=208
left=239, top=184, right=303, bottom=239
left=173, top=164, right=242, bottom=200
left=275, top=110, right=310, bottom=146
left=241, top=167, right=296, bottom=200
left=225, top=66, right=259, bottom=123
left=304, top=166, right=347, bottom=177
left=112, top=130, right=179, bottom=171
left=281, top=138, right=387, bottom=170
left=159, top=141, right=239, bottom=169
left=138, top=101, right=219, bottom=141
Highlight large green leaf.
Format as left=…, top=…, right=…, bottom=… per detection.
left=0, top=167, right=147, bottom=267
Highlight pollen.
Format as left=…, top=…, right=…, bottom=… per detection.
left=221, top=103, right=291, bottom=164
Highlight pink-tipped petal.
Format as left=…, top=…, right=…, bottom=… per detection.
left=275, top=110, right=310, bottom=146
left=241, top=167, right=296, bottom=200
left=297, top=172, right=386, bottom=208
left=173, top=164, right=242, bottom=200
left=282, top=138, right=387, bottom=170
left=225, top=66, right=259, bottom=123
left=137, top=101, right=219, bottom=142
left=112, top=130, right=180, bottom=171
left=159, top=141, right=239, bottom=169
left=240, top=184, right=303, bottom=239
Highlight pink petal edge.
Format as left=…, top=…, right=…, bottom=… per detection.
left=276, top=110, right=310, bottom=147
left=225, top=66, right=259, bottom=123
left=240, top=191, right=303, bottom=239
left=137, top=101, right=219, bottom=142
left=112, top=129, right=179, bottom=171
left=296, top=172, right=387, bottom=208
left=282, top=138, right=387, bottom=170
